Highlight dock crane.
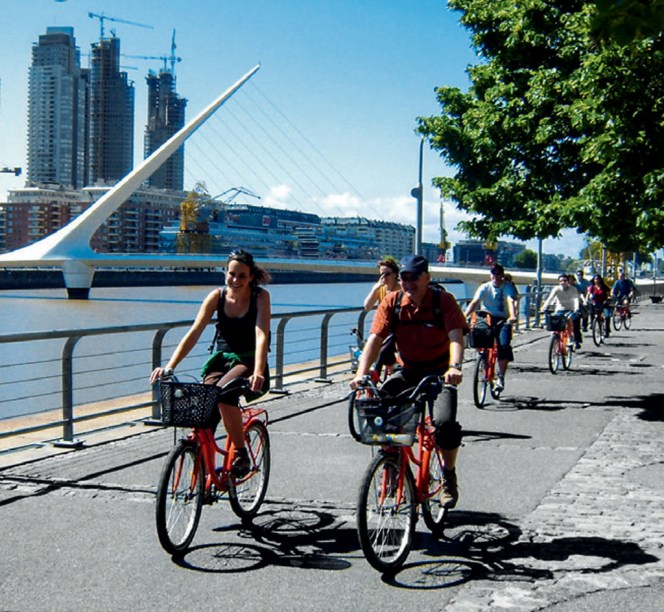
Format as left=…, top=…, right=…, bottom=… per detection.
left=88, top=12, right=154, bottom=39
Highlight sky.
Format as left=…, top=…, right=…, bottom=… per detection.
left=0, top=0, right=587, bottom=258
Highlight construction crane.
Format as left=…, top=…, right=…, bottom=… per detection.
left=123, top=30, right=182, bottom=75
left=88, top=12, right=154, bottom=39
left=1, top=167, right=21, bottom=176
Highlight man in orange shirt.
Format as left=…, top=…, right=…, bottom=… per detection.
left=351, top=255, right=468, bottom=508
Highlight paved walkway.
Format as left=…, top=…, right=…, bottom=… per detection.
left=1, top=302, right=663, bottom=611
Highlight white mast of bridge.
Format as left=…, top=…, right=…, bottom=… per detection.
left=0, top=65, right=261, bottom=298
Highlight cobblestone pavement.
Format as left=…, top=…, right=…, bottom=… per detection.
left=445, top=306, right=664, bottom=611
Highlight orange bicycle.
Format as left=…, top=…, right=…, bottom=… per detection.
left=469, top=311, right=503, bottom=408
left=545, top=311, right=574, bottom=374
left=612, top=299, right=632, bottom=331
left=351, top=375, right=450, bottom=573
left=155, top=377, right=270, bottom=556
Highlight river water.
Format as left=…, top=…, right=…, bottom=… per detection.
left=0, top=281, right=473, bottom=420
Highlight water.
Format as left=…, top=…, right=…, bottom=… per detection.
left=0, top=281, right=471, bottom=420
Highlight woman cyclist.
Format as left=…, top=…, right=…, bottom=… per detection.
left=587, top=274, right=612, bottom=338
left=150, top=249, right=271, bottom=477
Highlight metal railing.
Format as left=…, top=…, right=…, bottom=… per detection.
left=0, top=306, right=370, bottom=448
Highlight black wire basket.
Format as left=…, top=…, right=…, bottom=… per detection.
left=159, top=381, right=220, bottom=428
left=354, top=396, right=419, bottom=446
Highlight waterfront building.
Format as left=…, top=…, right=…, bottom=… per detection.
left=1, top=186, right=182, bottom=253
left=88, top=37, right=134, bottom=185
left=144, top=70, right=187, bottom=190
left=27, top=27, right=87, bottom=189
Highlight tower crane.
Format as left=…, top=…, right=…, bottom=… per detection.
left=1, top=167, right=21, bottom=176
left=123, top=31, right=182, bottom=75
left=88, top=12, right=154, bottom=39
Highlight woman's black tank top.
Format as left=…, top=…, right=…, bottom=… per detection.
left=215, top=286, right=262, bottom=363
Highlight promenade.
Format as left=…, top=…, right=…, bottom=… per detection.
left=1, top=302, right=663, bottom=611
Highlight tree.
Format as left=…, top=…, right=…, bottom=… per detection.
left=514, top=249, right=538, bottom=270
left=418, top=0, right=663, bottom=253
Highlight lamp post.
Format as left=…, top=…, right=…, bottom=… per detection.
left=410, top=137, right=424, bottom=255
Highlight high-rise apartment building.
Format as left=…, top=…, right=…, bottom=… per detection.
left=27, top=27, right=87, bottom=188
left=144, top=70, right=187, bottom=190
left=88, top=36, right=134, bottom=184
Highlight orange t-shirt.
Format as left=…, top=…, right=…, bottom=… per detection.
left=370, top=288, right=468, bottom=368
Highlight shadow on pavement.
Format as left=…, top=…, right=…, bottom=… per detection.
left=604, top=393, right=664, bottom=422
left=384, top=511, right=659, bottom=590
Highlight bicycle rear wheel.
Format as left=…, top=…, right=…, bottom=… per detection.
left=548, top=335, right=561, bottom=374
left=473, top=353, right=489, bottom=408
left=356, top=452, right=416, bottom=573
left=421, top=445, right=448, bottom=537
left=613, top=308, right=623, bottom=331
left=155, top=440, right=204, bottom=555
left=229, top=421, right=271, bottom=520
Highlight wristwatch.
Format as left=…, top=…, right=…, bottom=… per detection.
left=449, top=362, right=462, bottom=370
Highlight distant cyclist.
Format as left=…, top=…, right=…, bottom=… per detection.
left=612, top=270, right=636, bottom=304
left=464, top=263, right=517, bottom=393
left=588, top=274, right=612, bottom=338
left=574, top=269, right=591, bottom=332
left=540, top=274, right=583, bottom=349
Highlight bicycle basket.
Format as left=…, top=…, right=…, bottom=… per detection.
left=354, top=396, right=419, bottom=446
left=468, top=317, right=493, bottom=348
left=159, top=381, right=219, bottom=428
left=546, top=314, right=566, bottom=331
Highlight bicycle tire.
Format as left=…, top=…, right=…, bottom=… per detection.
left=155, top=440, right=204, bottom=555
left=356, top=452, right=416, bottom=573
left=613, top=308, right=623, bottom=331
left=592, top=317, right=603, bottom=347
left=347, top=394, right=363, bottom=442
left=229, top=421, right=271, bottom=520
left=473, top=353, right=488, bottom=408
left=421, top=445, right=448, bottom=537
left=563, top=341, right=573, bottom=370
left=548, top=335, right=561, bottom=374
left=624, top=311, right=632, bottom=330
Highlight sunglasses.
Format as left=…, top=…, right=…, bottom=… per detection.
left=380, top=271, right=394, bottom=278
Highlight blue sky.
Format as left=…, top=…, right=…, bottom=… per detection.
left=0, top=0, right=586, bottom=258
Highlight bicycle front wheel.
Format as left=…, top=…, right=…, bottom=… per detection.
left=548, top=335, right=561, bottom=374
left=229, top=421, right=271, bottom=520
left=473, top=353, right=488, bottom=408
left=624, top=311, right=632, bottom=330
left=155, top=440, right=204, bottom=555
left=563, top=341, right=573, bottom=370
left=592, top=317, right=603, bottom=346
left=421, top=445, right=448, bottom=537
left=613, top=308, right=623, bottom=331
left=356, top=453, right=416, bottom=573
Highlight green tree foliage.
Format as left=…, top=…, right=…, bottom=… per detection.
left=418, top=0, right=663, bottom=253
left=514, top=249, right=539, bottom=269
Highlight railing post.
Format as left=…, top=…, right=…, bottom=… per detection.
left=271, top=317, right=290, bottom=394
left=147, top=328, right=169, bottom=422
left=54, top=335, right=84, bottom=448
left=315, top=313, right=334, bottom=383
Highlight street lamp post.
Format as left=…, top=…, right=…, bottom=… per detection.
left=410, top=137, right=424, bottom=255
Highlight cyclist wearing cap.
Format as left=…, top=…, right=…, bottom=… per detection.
left=464, top=263, right=517, bottom=393
left=612, top=270, right=636, bottom=304
left=351, top=254, right=469, bottom=509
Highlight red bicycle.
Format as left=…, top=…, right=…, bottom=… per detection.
left=545, top=312, right=574, bottom=374
left=469, top=311, right=503, bottom=408
left=155, top=377, right=270, bottom=555
left=351, top=375, right=449, bottom=573
left=612, top=299, right=632, bottom=331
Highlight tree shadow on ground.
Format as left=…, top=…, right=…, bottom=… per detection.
left=604, top=393, right=664, bottom=422
left=384, top=510, right=659, bottom=589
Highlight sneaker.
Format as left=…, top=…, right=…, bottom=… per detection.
left=574, top=342, right=582, bottom=350
left=440, top=468, right=459, bottom=509
left=494, top=377, right=505, bottom=393
left=230, top=449, right=251, bottom=479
